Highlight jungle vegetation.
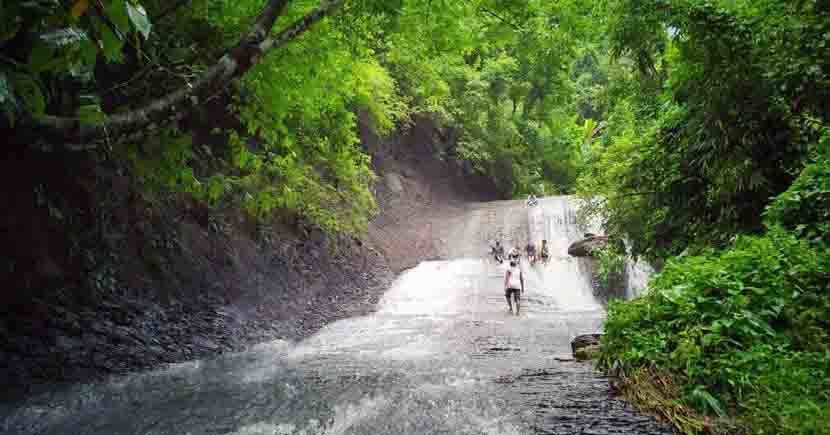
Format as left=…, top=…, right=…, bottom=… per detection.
left=3, top=0, right=829, bottom=433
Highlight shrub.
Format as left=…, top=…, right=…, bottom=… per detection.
left=599, top=229, right=830, bottom=434
left=765, top=144, right=830, bottom=247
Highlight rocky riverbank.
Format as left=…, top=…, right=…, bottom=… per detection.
left=0, top=114, right=498, bottom=398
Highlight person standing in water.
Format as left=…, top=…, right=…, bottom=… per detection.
left=504, top=260, right=524, bottom=315
left=539, top=239, right=550, bottom=263
left=491, top=240, right=505, bottom=263
left=525, top=241, right=536, bottom=264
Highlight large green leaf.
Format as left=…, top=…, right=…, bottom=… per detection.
left=79, top=38, right=99, bottom=67
left=77, top=104, right=105, bottom=125
left=11, top=74, right=45, bottom=115
left=104, top=0, right=131, bottom=34
left=98, top=23, right=124, bottom=63
left=27, top=41, right=55, bottom=73
left=126, top=2, right=152, bottom=39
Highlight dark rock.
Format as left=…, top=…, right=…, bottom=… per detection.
left=567, top=235, right=609, bottom=257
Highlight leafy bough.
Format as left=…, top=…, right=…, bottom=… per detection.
left=21, top=0, right=345, bottom=150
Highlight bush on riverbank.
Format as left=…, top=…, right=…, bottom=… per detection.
left=599, top=226, right=830, bottom=434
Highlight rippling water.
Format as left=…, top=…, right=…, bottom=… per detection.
left=1, top=197, right=671, bottom=435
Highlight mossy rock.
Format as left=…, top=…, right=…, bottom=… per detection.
left=574, top=344, right=601, bottom=361
left=567, top=235, right=609, bottom=257
left=571, top=333, right=602, bottom=354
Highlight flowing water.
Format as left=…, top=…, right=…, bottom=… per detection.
left=1, top=197, right=672, bottom=435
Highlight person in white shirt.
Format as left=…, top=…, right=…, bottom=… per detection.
left=503, top=260, right=524, bottom=315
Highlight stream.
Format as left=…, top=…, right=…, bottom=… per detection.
left=1, top=197, right=673, bottom=434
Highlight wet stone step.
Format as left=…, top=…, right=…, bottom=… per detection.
left=506, top=366, right=676, bottom=435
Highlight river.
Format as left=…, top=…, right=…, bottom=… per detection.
left=1, top=197, right=673, bottom=434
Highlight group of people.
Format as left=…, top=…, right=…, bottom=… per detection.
left=490, top=239, right=550, bottom=316
left=498, top=194, right=539, bottom=315
left=489, top=240, right=550, bottom=265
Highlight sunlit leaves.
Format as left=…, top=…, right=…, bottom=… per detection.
left=350, top=60, right=408, bottom=135
left=39, top=27, right=88, bottom=47
left=206, top=7, right=392, bottom=234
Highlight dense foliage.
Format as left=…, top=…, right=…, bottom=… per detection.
left=581, top=1, right=830, bottom=433
left=765, top=146, right=830, bottom=248
left=3, top=0, right=597, bottom=233
left=600, top=229, right=830, bottom=433
left=578, top=0, right=830, bottom=260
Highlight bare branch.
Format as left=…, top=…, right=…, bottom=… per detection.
left=260, top=0, right=343, bottom=53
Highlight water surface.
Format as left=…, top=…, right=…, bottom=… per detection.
left=1, top=197, right=671, bottom=434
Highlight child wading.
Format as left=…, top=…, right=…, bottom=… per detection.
left=504, top=260, right=524, bottom=315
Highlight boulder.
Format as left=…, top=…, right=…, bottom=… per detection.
left=567, top=235, right=609, bottom=257
left=571, top=333, right=602, bottom=355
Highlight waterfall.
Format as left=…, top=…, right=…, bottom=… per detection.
left=527, top=196, right=602, bottom=311
left=624, top=258, right=655, bottom=299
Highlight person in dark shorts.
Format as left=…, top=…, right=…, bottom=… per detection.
left=504, top=260, right=524, bottom=315
left=491, top=241, right=505, bottom=263
left=539, top=239, right=550, bottom=263
left=525, top=242, right=536, bottom=264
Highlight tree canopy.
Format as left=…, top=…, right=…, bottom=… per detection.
left=2, top=0, right=599, bottom=232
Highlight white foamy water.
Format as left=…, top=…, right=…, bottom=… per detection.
left=526, top=196, right=603, bottom=311
left=625, top=258, right=655, bottom=299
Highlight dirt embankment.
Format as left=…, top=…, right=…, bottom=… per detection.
left=0, top=113, right=500, bottom=397
left=364, top=113, right=500, bottom=271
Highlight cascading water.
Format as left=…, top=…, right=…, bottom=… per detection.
left=533, top=196, right=655, bottom=302
left=527, top=197, right=602, bottom=311
left=0, top=197, right=670, bottom=435
left=625, top=259, right=656, bottom=299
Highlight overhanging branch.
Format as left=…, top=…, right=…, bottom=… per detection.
left=24, top=0, right=344, bottom=148
left=478, top=6, right=525, bottom=33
